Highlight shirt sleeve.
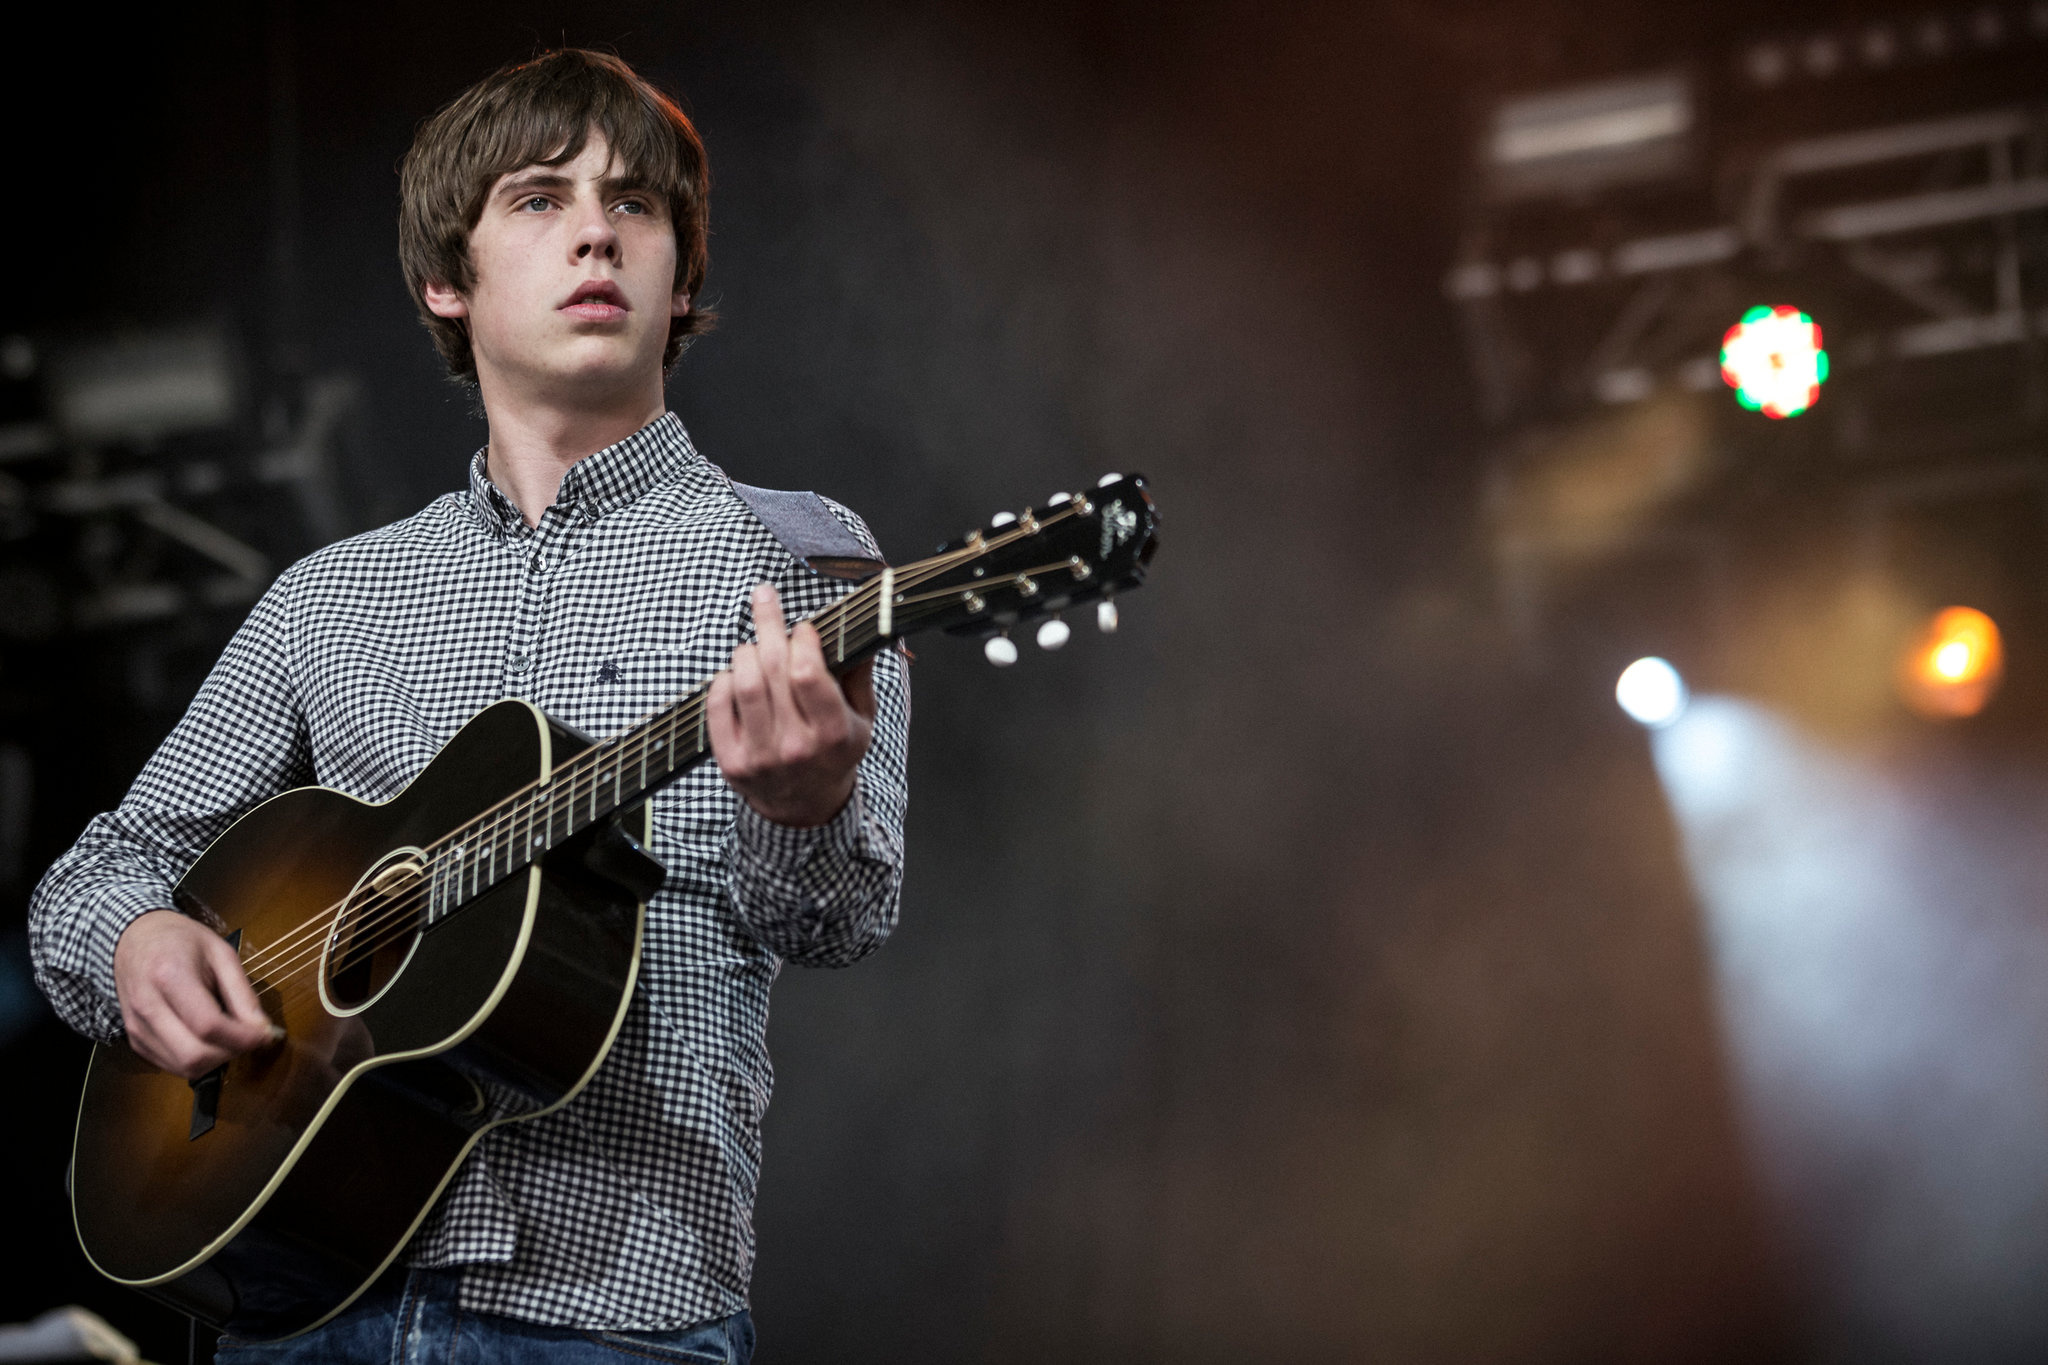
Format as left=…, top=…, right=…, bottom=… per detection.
left=27, top=568, right=312, bottom=1042
left=723, top=641, right=908, bottom=967
left=723, top=498, right=909, bottom=967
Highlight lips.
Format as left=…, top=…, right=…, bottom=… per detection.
left=561, top=280, right=628, bottom=321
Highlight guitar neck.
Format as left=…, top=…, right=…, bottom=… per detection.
left=418, top=571, right=897, bottom=922
left=408, top=475, right=1157, bottom=924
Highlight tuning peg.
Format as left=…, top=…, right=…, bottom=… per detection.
left=1048, top=491, right=1072, bottom=505
left=1097, top=600, right=1119, bottom=634
left=984, top=633, right=1019, bottom=666
left=990, top=512, right=1018, bottom=527
left=1036, top=616, right=1070, bottom=651
left=1097, top=473, right=1121, bottom=487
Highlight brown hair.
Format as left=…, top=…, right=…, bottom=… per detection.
left=398, top=49, right=713, bottom=381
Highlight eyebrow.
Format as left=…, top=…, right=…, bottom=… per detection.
left=495, top=168, right=658, bottom=201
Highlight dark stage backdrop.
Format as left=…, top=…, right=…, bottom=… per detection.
left=2, top=2, right=1863, bottom=1360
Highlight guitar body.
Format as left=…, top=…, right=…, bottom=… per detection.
left=68, top=699, right=647, bottom=1340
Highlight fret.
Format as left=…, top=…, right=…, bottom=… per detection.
left=432, top=850, right=454, bottom=923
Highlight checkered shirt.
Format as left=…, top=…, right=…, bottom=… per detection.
left=27, top=412, right=909, bottom=1329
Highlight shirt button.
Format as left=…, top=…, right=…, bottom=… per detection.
left=508, top=653, right=532, bottom=675
left=530, top=552, right=545, bottom=573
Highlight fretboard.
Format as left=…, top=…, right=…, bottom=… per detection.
left=419, top=566, right=895, bottom=922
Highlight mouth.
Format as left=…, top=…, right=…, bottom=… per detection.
left=561, top=280, right=628, bottom=320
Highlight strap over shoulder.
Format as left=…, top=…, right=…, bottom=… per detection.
left=724, top=478, right=886, bottom=581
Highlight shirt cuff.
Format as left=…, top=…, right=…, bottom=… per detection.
left=81, top=884, right=178, bottom=1032
left=731, top=779, right=879, bottom=876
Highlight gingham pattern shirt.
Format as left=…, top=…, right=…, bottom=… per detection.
left=28, top=412, right=909, bottom=1329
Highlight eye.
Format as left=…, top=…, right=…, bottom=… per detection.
left=613, top=199, right=649, bottom=216
left=518, top=195, right=553, bottom=212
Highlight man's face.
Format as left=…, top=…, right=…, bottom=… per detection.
left=424, top=132, right=687, bottom=407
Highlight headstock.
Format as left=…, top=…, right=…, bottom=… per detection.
left=882, top=473, right=1159, bottom=663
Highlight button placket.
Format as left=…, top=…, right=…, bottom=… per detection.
left=505, top=511, right=562, bottom=696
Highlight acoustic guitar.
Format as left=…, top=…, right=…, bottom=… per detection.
left=68, top=476, right=1158, bottom=1339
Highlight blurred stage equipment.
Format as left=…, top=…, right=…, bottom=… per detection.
left=1616, top=655, right=1689, bottom=727
left=0, top=324, right=356, bottom=639
left=1898, top=604, right=2005, bottom=717
left=0, top=1304, right=143, bottom=1362
left=1485, top=72, right=1694, bottom=201
left=1449, top=4, right=2048, bottom=719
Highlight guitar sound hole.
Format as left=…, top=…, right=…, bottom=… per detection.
left=325, top=852, right=427, bottom=1011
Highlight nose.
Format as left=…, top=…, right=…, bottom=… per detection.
left=571, top=200, right=619, bottom=263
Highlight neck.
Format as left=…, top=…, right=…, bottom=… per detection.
left=476, top=371, right=667, bottom=527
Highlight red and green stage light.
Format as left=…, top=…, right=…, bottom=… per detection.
left=1720, top=305, right=1829, bottom=419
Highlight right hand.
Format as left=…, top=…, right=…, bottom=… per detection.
left=113, top=909, right=276, bottom=1079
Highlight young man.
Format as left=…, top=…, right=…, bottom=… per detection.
left=29, top=50, right=907, bottom=1363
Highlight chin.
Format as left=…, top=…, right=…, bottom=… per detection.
left=548, top=345, right=665, bottom=394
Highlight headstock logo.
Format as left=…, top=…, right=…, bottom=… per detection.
left=1101, top=499, right=1138, bottom=560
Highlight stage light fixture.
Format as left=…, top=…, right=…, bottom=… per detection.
left=1719, top=306, right=1829, bottom=419
left=1898, top=606, right=2003, bottom=719
left=1617, top=656, right=1688, bottom=727
left=1485, top=72, right=1693, bottom=199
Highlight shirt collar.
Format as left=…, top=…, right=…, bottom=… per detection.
left=467, top=411, right=700, bottom=537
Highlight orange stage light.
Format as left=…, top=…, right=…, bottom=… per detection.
left=1898, top=607, right=2003, bottom=719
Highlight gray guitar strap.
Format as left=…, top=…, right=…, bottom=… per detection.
left=724, top=477, right=884, bottom=581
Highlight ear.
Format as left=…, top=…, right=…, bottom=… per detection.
left=423, top=280, right=469, bottom=320
left=671, top=291, right=691, bottom=319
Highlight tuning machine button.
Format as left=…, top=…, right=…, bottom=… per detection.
left=984, top=633, right=1019, bottom=667
left=1036, top=617, right=1070, bottom=651
left=990, top=512, right=1018, bottom=527
left=1097, top=600, right=1119, bottom=634
left=1048, top=491, right=1072, bottom=505
left=1097, top=472, right=1121, bottom=487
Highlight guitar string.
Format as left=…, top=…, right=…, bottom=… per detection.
left=228, top=529, right=1020, bottom=991
left=237, top=512, right=1096, bottom=996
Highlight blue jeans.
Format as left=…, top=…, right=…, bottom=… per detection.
left=212, top=1270, right=754, bottom=1364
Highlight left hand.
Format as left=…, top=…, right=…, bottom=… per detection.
left=708, top=584, right=876, bottom=827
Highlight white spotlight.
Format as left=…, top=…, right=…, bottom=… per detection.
left=1617, top=656, right=1688, bottom=727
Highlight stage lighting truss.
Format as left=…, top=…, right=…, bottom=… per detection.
left=1447, top=105, right=2048, bottom=445
left=1456, top=41, right=2048, bottom=660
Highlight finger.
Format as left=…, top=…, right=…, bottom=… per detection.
left=751, top=582, right=789, bottom=643
left=728, top=641, right=776, bottom=750
left=134, top=994, right=228, bottom=1079
left=784, top=623, right=843, bottom=735
left=841, top=656, right=877, bottom=724
left=750, top=584, right=797, bottom=723
left=160, top=967, right=260, bottom=1055
left=203, top=936, right=275, bottom=1042
left=707, top=670, right=747, bottom=776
